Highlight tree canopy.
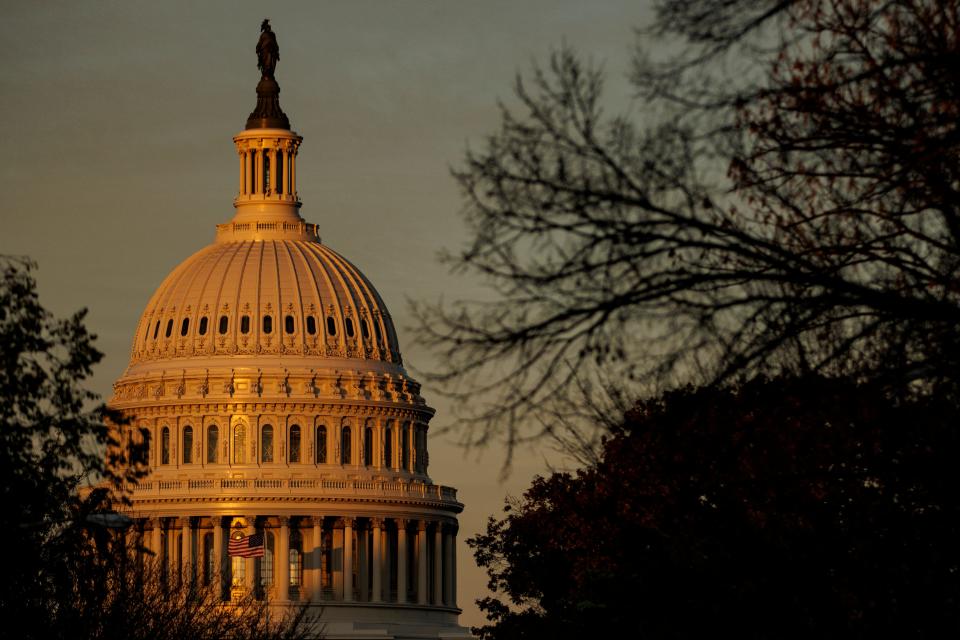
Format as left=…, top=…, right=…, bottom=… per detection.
left=469, top=376, right=960, bottom=639
left=0, top=256, right=138, bottom=630
left=417, top=0, right=960, bottom=454
left=0, top=257, right=312, bottom=639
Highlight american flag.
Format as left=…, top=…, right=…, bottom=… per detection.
left=228, top=532, right=265, bottom=558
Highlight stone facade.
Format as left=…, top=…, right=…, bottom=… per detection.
left=109, top=48, right=469, bottom=640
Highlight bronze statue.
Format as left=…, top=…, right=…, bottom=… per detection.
left=246, top=19, right=290, bottom=130
left=256, top=19, right=279, bottom=79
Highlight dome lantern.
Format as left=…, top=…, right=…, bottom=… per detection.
left=228, top=19, right=310, bottom=237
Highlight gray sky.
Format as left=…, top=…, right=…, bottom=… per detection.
left=0, top=0, right=650, bottom=627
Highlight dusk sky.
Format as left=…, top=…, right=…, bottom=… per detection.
left=0, top=1, right=650, bottom=626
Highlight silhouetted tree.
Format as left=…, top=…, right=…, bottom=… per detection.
left=0, top=257, right=314, bottom=639
left=469, top=376, right=960, bottom=639
left=0, top=256, right=142, bottom=634
left=55, top=512, right=314, bottom=640
left=417, top=0, right=960, bottom=454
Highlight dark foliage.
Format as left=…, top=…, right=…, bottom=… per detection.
left=0, top=256, right=142, bottom=633
left=56, top=515, right=315, bottom=640
left=0, top=257, right=313, bottom=639
left=469, top=376, right=960, bottom=639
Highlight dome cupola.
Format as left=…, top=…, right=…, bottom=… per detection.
left=108, top=29, right=466, bottom=635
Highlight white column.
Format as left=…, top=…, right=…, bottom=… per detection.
left=291, top=149, right=297, bottom=197
left=371, top=518, right=382, bottom=603
left=417, top=520, right=428, bottom=605
left=269, top=148, right=277, bottom=195
left=194, top=522, right=202, bottom=587
left=277, top=517, right=290, bottom=602
left=150, top=519, right=162, bottom=570
left=312, top=516, right=323, bottom=602
left=167, top=521, right=178, bottom=584
left=342, top=518, right=353, bottom=602
left=238, top=151, right=245, bottom=195
left=244, top=518, right=256, bottom=593
left=213, top=517, right=224, bottom=599
left=181, top=518, right=192, bottom=584
left=433, top=523, right=443, bottom=605
left=396, top=519, right=407, bottom=604
left=443, top=526, right=454, bottom=606
left=286, top=147, right=293, bottom=195
left=246, top=147, right=257, bottom=195
left=255, top=148, right=262, bottom=195
left=451, top=526, right=458, bottom=607
left=358, top=522, right=368, bottom=601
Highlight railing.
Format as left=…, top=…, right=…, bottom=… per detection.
left=128, top=477, right=459, bottom=504
left=215, top=221, right=319, bottom=241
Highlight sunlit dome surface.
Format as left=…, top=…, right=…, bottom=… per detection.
left=127, top=236, right=402, bottom=371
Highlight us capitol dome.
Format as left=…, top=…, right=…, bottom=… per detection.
left=109, top=21, right=469, bottom=640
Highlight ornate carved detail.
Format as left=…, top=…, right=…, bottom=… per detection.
left=174, top=371, right=186, bottom=399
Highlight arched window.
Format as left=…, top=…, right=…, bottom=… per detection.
left=363, top=426, right=373, bottom=467
left=289, top=425, right=301, bottom=463
left=285, top=314, right=295, bottom=334
left=182, top=425, right=193, bottom=464
left=233, top=424, right=246, bottom=464
left=153, top=320, right=160, bottom=340
left=315, top=425, right=327, bottom=464
left=360, top=319, right=370, bottom=339
left=341, top=425, right=351, bottom=465
left=180, top=318, right=189, bottom=336
left=218, top=315, right=229, bottom=334
left=345, top=317, right=355, bottom=337
left=400, top=422, right=410, bottom=471
left=240, top=315, right=250, bottom=334
left=306, top=316, right=317, bottom=335
left=165, top=319, right=173, bottom=338
left=261, top=424, right=274, bottom=463
left=203, top=532, right=214, bottom=585
left=373, top=320, right=382, bottom=343
left=260, top=532, right=275, bottom=587
left=207, top=425, right=219, bottom=463
left=231, top=531, right=246, bottom=585
left=384, top=421, right=393, bottom=469
left=161, top=426, right=170, bottom=465
left=199, top=316, right=208, bottom=336
left=289, top=530, right=303, bottom=587
left=262, top=315, right=272, bottom=334
left=326, top=316, right=337, bottom=336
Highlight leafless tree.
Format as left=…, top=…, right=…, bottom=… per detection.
left=415, top=0, right=960, bottom=459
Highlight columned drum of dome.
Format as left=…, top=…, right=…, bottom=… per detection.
left=109, top=22, right=469, bottom=640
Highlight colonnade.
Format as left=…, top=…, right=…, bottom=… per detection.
left=236, top=139, right=299, bottom=198
left=137, top=514, right=458, bottom=608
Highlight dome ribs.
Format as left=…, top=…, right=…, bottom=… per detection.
left=279, top=240, right=308, bottom=354
left=291, top=240, right=339, bottom=355
left=208, top=240, right=248, bottom=355
left=128, top=239, right=402, bottom=366
left=319, top=246, right=380, bottom=360
left=232, top=240, right=259, bottom=352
